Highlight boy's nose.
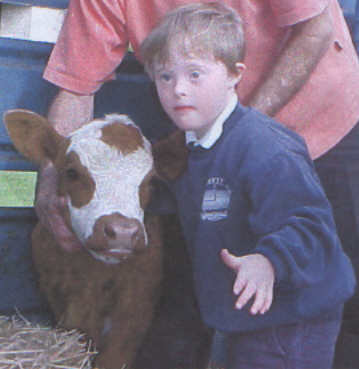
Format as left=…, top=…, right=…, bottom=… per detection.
left=174, top=77, right=188, bottom=97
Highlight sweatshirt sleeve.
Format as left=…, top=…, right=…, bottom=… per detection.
left=248, top=151, right=341, bottom=289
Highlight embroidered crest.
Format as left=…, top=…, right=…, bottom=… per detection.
left=201, top=177, right=231, bottom=221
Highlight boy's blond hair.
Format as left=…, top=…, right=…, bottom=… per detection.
left=140, top=2, right=245, bottom=78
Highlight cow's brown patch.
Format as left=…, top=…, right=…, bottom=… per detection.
left=153, top=130, right=189, bottom=180
left=56, top=150, right=96, bottom=208
left=139, top=169, right=156, bottom=210
left=101, top=123, right=144, bottom=155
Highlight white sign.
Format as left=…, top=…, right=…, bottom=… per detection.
left=0, top=3, right=66, bottom=43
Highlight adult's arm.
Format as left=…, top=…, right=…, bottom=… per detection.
left=37, top=0, right=129, bottom=250
left=35, top=89, right=94, bottom=251
left=249, top=6, right=333, bottom=119
left=47, top=89, right=94, bottom=136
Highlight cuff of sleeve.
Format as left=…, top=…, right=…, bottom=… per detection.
left=43, top=66, right=115, bottom=95
left=275, top=2, right=329, bottom=27
left=254, top=246, right=289, bottom=285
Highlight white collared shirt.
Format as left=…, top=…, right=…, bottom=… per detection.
left=185, top=95, right=238, bottom=149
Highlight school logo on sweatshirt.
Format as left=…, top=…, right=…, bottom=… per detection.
left=201, top=177, right=231, bottom=221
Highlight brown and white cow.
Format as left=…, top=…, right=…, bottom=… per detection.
left=3, top=109, right=164, bottom=369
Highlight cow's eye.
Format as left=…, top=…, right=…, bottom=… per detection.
left=65, top=168, right=79, bottom=181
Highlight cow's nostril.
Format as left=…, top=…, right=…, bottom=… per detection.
left=104, top=219, right=140, bottom=241
left=104, top=224, right=117, bottom=239
left=132, top=228, right=141, bottom=243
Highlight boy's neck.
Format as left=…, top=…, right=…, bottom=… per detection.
left=186, top=94, right=238, bottom=149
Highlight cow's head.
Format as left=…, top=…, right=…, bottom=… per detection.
left=3, top=109, right=155, bottom=264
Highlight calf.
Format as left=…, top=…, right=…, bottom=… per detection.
left=4, top=110, right=163, bottom=369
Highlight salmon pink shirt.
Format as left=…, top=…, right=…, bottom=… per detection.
left=43, top=0, right=359, bottom=159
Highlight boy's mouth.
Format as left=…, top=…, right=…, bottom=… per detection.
left=174, top=105, right=196, bottom=112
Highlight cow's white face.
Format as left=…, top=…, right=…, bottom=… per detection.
left=58, top=115, right=154, bottom=264
left=4, top=110, right=155, bottom=264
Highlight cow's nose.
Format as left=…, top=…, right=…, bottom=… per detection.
left=86, top=214, right=145, bottom=254
left=104, top=217, right=140, bottom=245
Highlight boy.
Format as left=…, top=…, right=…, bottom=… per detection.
left=140, top=2, right=356, bottom=369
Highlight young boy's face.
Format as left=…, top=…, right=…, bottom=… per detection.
left=153, top=50, right=243, bottom=139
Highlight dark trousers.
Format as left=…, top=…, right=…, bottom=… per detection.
left=208, top=314, right=341, bottom=369
left=314, top=122, right=359, bottom=369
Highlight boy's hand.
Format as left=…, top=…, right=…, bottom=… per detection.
left=220, top=249, right=275, bottom=315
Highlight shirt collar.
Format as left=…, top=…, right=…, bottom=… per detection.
left=185, top=95, right=238, bottom=149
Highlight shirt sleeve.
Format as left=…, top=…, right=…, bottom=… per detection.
left=248, top=151, right=341, bottom=290
left=43, top=0, right=129, bottom=94
left=269, top=0, right=330, bottom=27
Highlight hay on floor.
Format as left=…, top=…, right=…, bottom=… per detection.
left=0, top=315, right=97, bottom=369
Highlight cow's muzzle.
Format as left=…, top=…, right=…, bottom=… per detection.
left=85, top=213, right=146, bottom=263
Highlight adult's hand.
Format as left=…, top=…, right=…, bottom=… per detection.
left=36, top=88, right=94, bottom=251
left=35, top=161, right=83, bottom=252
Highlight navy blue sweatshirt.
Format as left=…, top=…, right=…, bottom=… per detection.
left=172, top=104, right=356, bottom=332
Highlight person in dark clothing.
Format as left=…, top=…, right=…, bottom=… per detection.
left=140, top=3, right=356, bottom=368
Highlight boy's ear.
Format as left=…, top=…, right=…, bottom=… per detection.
left=3, top=109, right=64, bottom=165
left=231, top=62, right=246, bottom=87
left=152, top=130, right=189, bottom=181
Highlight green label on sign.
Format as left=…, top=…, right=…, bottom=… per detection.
left=0, top=171, right=37, bottom=207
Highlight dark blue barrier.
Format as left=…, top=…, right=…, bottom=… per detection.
left=95, top=54, right=173, bottom=141
left=354, top=1, right=359, bottom=53
left=0, top=36, right=57, bottom=321
left=0, top=208, right=39, bottom=316
left=340, top=0, right=356, bottom=22
left=339, top=0, right=359, bottom=53
left=1, top=0, right=68, bottom=9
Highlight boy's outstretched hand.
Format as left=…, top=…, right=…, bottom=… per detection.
left=220, top=249, right=275, bottom=315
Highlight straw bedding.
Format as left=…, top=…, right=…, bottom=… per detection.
left=0, top=315, right=97, bottom=369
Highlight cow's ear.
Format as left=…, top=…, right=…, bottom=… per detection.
left=3, top=109, right=63, bottom=165
left=152, top=130, right=189, bottom=181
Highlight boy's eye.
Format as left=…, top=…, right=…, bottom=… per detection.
left=160, top=73, right=172, bottom=82
left=190, top=71, right=200, bottom=79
